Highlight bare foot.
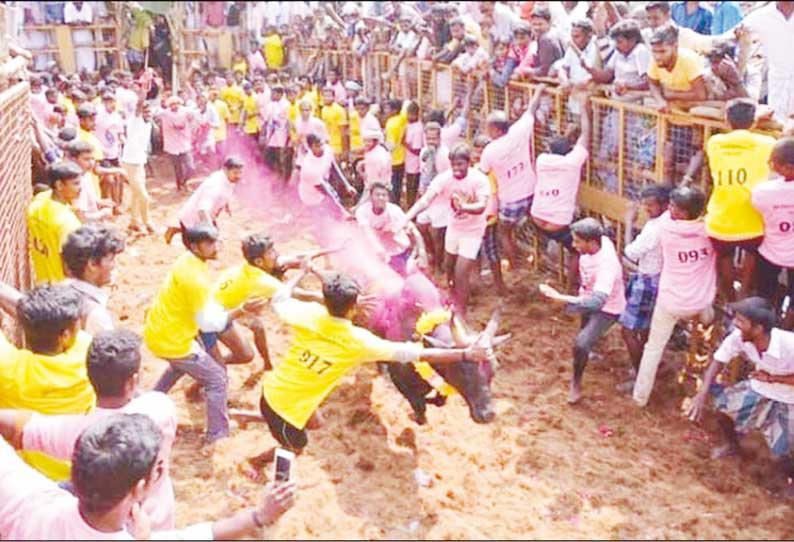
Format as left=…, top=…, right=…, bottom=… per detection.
left=568, top=380, right=582, bottom=404
left=710, top=443, right=740, bottom=459
left=185, top=382, right=203, bottom=403
left=247, top=447, right=276, bottom=470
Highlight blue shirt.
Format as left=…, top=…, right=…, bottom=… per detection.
left=671, top=2, right=714, bottom=35
left=711, top=2, right=743, bottom=35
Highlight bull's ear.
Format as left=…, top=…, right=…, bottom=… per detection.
left=450, top=314, right=472, bottom=346
left=492, top=333, right=511, bottom=347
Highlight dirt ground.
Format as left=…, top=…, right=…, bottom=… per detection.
left=107, top=156, right=794, bottom=539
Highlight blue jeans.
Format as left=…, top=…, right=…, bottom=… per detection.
left=154, top=348, right=229, bottom=442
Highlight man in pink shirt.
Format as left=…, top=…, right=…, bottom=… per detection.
left=479, top=84, right=544, bottom=271
left=356, top=182, right=426, bottom=276
left=416, top=121, right=452, bottom=275
left=357, top=129, right=393, bottom=200
left=0, top=329, right=177, bottom=530
left=540, top=218, right=626, bottom=404
left=164, top=157, right=244, bottom=245
left=66, top=141, right=114, bottom=223
left=406, top=144, right=491, bottom=314
left=0, top=413, right=296, bottom=540
left=531, top=97, right=591, bottom=292
left=752, top=137, right=794, bottom=329
left=633, top=187, right=717, bottom=407
left=157, top=96, right=195, bottom=191
left=263, top=86, right=291, bottom=182
left=404, top=103, right=424, bottom=208
left=96, top=94, right=126, bottom=212
left=292, top=100, right=328, bottom=176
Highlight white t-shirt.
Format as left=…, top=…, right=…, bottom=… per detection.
left=715, top=328, right=794, bottom=404
left=121, top=114, right=152, bottom=165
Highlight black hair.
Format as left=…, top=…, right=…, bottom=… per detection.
left=730, top=297, right=777, bottom=333
left=387, top=99, right=402, bottom=114
left=17, top=285, right=81, bottom=354
left=306, top=133, right=322, bottom=147
left=549, top=136, right=573, bottom=156
left=725, top=98, right=756, bottom=130
left=640, top=184, right=671, bottom=205
left=424, top=121, right=442, bottom=134
left=486, top=111, right=510, bottom=135
left=649, top=23, right=678, bottom=45
left=609, top=19, right=643, bottom=44
left=571, top=18, right=594, bottom=34
left=181, top=222, right=219, bottom=249
left=241, top=233, right=274, bottom=265
left=76, top=103, right=97, bottom=118
left=406, top=101, right=420, bottom=115
left=58, top=127, right=77, bottom=142
left=570, top=217, right=604, bottom=242
left=61, top=224, right=126, bottom=280
left=472, top=134, right=492, bottom=148
left=223, top=155, right=245, bottom=169
left=72, top=413, right=162, bottom=515
left=322, top=272, right=360, bottom=317
left=65, top=140, right=94, bottom=158
left=369, top=181, right=390, bottom=194
left=47, top=161, right=83, bottom=187
left=645, top=1, right=671, bottom=14
left=87, top=329, right=142, bottom=397
left=530, top=6, right=552, bottom=21
left=670, top=186, right=706, bottom=219
left=771, top=137, right=794, bottom=167
left=354, top=96, right=371, bottom=107
left=449, top=143, right=472, bottom=163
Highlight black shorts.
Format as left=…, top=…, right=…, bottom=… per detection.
left=708, top=236, right=763, bottom=257
left=100, top=158, right=120, bottom=168
left=537, top=225, right=574, bottom=250
left=259, top=396, right=308, bottom=451
left=757, top=253, right=794, bottom=301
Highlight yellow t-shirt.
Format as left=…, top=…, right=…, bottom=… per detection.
left=59, top=96, right=75, bottom=116
left=212, top=99, right=230, bottom=142
left=705, top=129, right=776, bottom=240
left=27, top=190, right=82, bottom=285
left=647, top=47, right=704, bottom=92
left=348, top=108, right=362, bottom=152
left=232, top=59, right=248, bottom=75
left=263, top=34, right=284, bottom=69
left=384, top=109, right=408, bottom=166
left=213, top=263, right=282, bottom=310
left=220, top=84, right=245, bottom=125
left=143, top=252, right=213, bottom=359
left=78, top=128, right=105, bottom=161
left=0, top=330, right=94, bottom=480
left=299, top=89, right=320, bottom=116
left=262, top=298, right=419, bottom=429
left=320, top=102, right=348, bottom=155
left=243, top=94, right=260, bottom=134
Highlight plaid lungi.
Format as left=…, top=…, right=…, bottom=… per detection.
left=715, top=380, right=794, bottom=457
left=618, top=273, right=660, bottom=331
left=498, top=196, right=532, bottom=224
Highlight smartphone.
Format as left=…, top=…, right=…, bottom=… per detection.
left=273, top=448, right=295, bottom=482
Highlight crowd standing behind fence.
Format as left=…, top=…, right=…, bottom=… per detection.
left=4, top=2, right=794, bottom=538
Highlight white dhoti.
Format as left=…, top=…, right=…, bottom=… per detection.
left=72, top=28, right=96, bottom=73
left=767, top=69, right=794, bottom=123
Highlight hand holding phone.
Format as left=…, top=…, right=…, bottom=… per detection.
left=273, top=448, right=295, bottom=483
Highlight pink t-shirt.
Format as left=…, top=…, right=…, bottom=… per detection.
left=159, top=107, right=193, bottom=155
left=298, top=145, right=334, bottom=206
left=753, top=178, right=794, bottom=267
left=479, top=109, right=536, bottom=203
left=294, top=116, right=328, bottom=165
left=427, top=168, right=491, bottom=238
left=355, top=201, right=411, bottom=256
left=255, top=90, right=271, bottom=117
left=657, top=212, right=717, bottom=313
left=441, top=115, right=465, bottom=149
left=578, top=236, right=626, bottom=316
left=177, top=169, right=235, bottom=227
left=21, top=392, right=177, bottom=530
left=404, top=121, right=424, bottom=175
left=263, top=98, right=290, bottom=148
left=531, top=144, right=588, bottom=226
left=95, top=108, right=125, bottom=160
left=364, top=144, right=393, bottom=187
left=332, top=82, right=347, bottom=105
left=30, top=92, right=49, bottom=124
left=248, top=50, right=267, bottom=74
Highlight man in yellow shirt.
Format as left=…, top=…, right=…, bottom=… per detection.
left=320, top=87, right=348, bottom=160
left=208, top=233, right=323, bottom=372
left=0, top=284, right=94, bottom=478
left=705, top=98, right=776, bottom=301
left=262, top=26, right=284, bottom=70
left=210, top=88, right=231, bottom=162
left=647, top=24, right=707, bottom=113
left=384, top=99, right=408, bottom=205
left=255, top=268, right=492, bottom=453
left=240, top=82, right=260, bottom=139
left=27, top=162, right=82, bottom=284
left=220, top=78, right=245, bottom=127
left=146, top=224, right=266, bottom=443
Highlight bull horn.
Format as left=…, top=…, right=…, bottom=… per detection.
left=491, top=333, right=511, bottom=347
left=482, top=307, right=502, bottom=343
left=450, top=314, right=474, bottom=346
left=422, top=335, right=454, bottom=348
